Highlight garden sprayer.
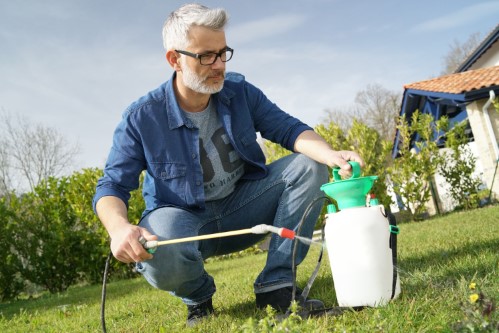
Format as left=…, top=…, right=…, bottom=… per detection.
left=320, top=161, right=401, bottom=307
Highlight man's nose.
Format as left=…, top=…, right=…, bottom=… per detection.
left=211, top=56, right=225, bottom=69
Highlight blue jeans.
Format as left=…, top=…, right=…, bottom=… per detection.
left=137, top=153, right=328, bottom=306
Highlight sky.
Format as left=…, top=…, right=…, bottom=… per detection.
left=1, top=0, right=498, bottom=172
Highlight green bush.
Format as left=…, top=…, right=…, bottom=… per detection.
left=43, top=168, right=146, bottom=285
left=8, top=177, right=89, bottom=293
left=345, top=119, right=393, bottom=207
left=62, top=168, right=144, bottom=283
left=388, top=111, right=446, bottom=219
left=0, top=168, right=148, bottom=298
left=263, top=140, right=292, bottom=164
left=439, top=121, right=482, bottom=210
left=0, top=198, right=25, bottom=301
left=316, top=120, right=393, bottom=207
left=63, top=168, right=109, bottom=284
left=315, top=121, right=347, bottom=151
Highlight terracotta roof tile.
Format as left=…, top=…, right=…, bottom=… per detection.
left=404, top=65, right=499, bottom=94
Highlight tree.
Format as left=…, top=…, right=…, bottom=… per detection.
left=0, top=140, right=10, bottom=196
left=0, top=112, right=80, bottom=192
left=321, top=83, right=401, bottom=142
left=441, top=32, right=482, bottom=75
left=321, top=106, right=358, bottom=134
left=353, top=83, right=401, bottom=141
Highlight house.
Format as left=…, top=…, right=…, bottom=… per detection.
left=392, top=25, right=499, bottom=213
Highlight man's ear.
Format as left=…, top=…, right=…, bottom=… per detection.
left=166, top=50, right=181, bottom=71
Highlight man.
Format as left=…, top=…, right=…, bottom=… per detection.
left=93, top=3, right=364, bottom=326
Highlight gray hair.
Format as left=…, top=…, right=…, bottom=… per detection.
left=162, top=3, right=229, bottom=51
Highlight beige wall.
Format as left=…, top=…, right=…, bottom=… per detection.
left=468, top=42, right=499, bottom=70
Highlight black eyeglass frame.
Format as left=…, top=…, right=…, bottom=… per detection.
left=175, top=47, right=234, bottom=65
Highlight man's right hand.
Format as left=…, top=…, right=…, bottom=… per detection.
left=95, top=196, right=158, bottom=264
left=110, top=224, right=158, bottom=263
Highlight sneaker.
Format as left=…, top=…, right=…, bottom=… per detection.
left=255, top=286, right=324, bottom=312
left=186, top=298, right=214, bottom=327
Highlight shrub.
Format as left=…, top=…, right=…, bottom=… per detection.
left=316, top=120, right=393, bottom=207
left=263, top=140, right=291, bottom=164
left=0, top=198, right=25, bottom=301
left=64, top=168, right=113, bottom=283
left=315, top=121, right=348, bottom=152
left=388, top=111, right=446, bottom=219
left=345, top=119, right=393, bottom=207
left=63, top=168, right=146, bottom=282
left=10, top=177, right=88, bottom=293
left=439, top=121, right=483, bottom=210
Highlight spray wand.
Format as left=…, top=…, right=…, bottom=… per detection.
left=141, top=224, right=297, bottom=253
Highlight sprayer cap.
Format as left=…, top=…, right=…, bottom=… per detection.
left=320, top=161, right=378, bottom=209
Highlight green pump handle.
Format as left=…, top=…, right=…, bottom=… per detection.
left=332, top=161, right=361, bottom=181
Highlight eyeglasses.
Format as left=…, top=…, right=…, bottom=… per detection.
left=175, top=47, right=234, bottom=66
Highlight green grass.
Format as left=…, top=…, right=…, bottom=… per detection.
left=1, top=205, right=498, bottom=332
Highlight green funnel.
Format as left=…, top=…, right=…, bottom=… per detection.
left=320, top=161, right=378, bottom=210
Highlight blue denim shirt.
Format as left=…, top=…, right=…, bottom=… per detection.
left=93, top=72, right=312, bottom=216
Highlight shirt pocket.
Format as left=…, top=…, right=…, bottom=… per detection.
left=239, top=130, right=257, bottom=146
left=237, top=130, right=265, bottom=161
left=148, top=162, right=188, bottom=207
left=150, top=162, right=187, bottom=180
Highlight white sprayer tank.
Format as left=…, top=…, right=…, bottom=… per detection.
left=325, top=204, right=401, bottom=307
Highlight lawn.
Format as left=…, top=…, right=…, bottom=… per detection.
left=1, top=205, right=498, bottom=332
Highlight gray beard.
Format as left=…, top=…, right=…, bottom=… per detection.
left=181, top=63, right=224, bottom=94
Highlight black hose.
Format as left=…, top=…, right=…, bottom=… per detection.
left=101, top=252, right=113, bottom=333
left=289, top=196, right=331, bottom=313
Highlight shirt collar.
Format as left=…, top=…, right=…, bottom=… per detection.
left=165, top=72, right=186, bottom=130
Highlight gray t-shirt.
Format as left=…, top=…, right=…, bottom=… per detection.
left=183, top=99, right=245, bottom=201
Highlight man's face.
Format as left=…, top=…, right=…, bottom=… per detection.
left=178, top=26, right=227, bottom=94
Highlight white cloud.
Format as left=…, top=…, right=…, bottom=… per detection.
left=411, top=2, right=499, bottom=33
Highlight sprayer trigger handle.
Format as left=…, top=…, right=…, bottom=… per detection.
left=139, top=237, right=157, bottom=254
left=144, top=241, right=158, bottom=253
